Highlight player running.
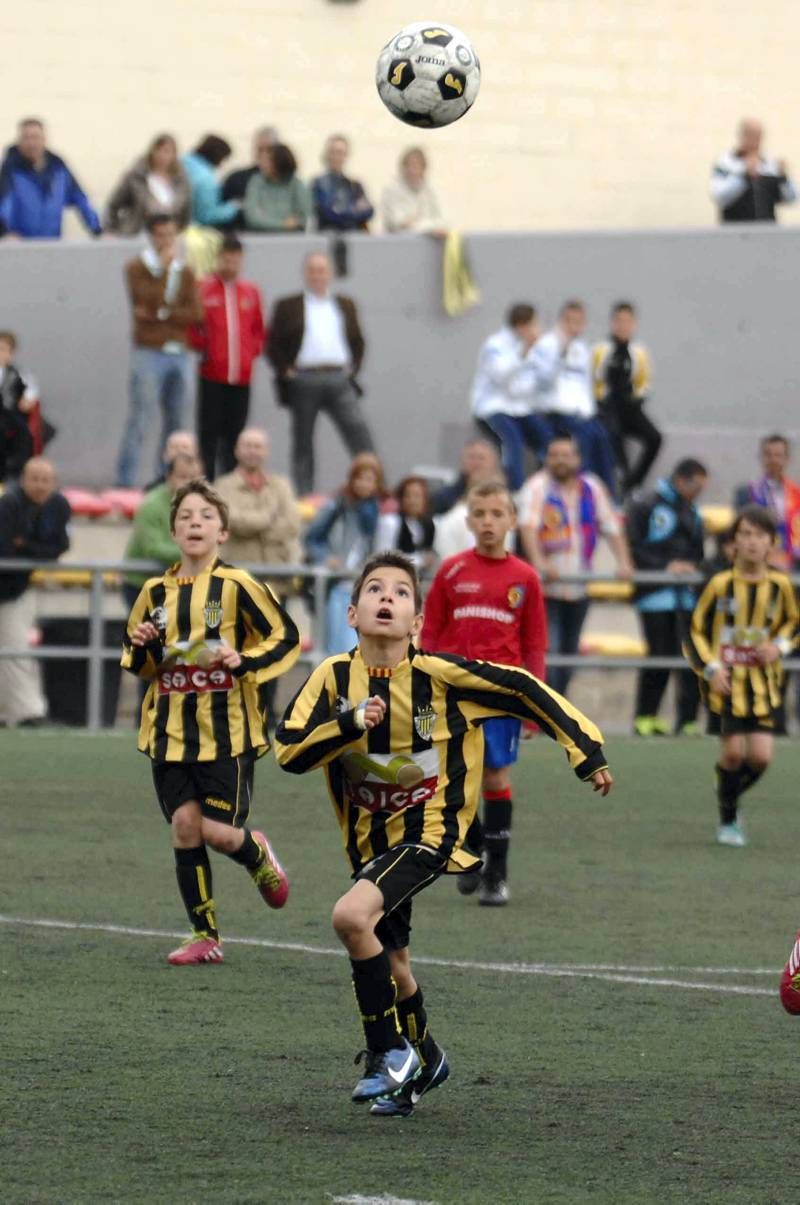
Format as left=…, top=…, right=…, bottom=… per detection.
left=420, top=479, right=547, bottom=905
left=685, top=504, right=798, bottom=848
left=121, top=478, right=300, bottom=964
left=274, top=551, right=611, bottom=1116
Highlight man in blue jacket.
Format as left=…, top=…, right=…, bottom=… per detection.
left=628, top=457, right=708, bottom=736
left=0, top=118, right=101, bottom=239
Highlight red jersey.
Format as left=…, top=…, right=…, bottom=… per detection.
left=420, top=549, right=547, bottom=677
left=190, top=275, right=266, bottom=385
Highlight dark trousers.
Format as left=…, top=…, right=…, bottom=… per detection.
left=601, top=398, right=662, bottom=493
left=546, top=597, right=590, bottom=697
left=198, top=379, right=250, bottom=481
left=480, top=412, right=553, bottom=491
left=288, top=370, right=374, bottom=496
left=636, top=608, right=699, bottom=729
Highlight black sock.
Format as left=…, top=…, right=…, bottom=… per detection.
left=464, top=814, right=484, bottom=857
left=350, top=951, right=404, bottom=1053
left=397, top=985, right=440, bottom=1069
left=716, top=765, right=742, bottom=825
left=227, top=828, right=264, bottom=871
left=483, top=795, right=513, bottom=878
left=739, top=763, right=766, bottom=797
left=174, top=845, right=220, bottom=939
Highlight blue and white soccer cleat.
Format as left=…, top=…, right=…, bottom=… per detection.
left=716, top=822, right=747, bottom=847
left=369, top=1047, right=450, bottom=1118
left=351, top=1038, right=420, bottom=1103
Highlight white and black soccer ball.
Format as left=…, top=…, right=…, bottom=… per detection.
left=376, top=21, right=481, bottom=128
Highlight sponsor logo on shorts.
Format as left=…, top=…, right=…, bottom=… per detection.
left=205, top=796, right=233, bottom=812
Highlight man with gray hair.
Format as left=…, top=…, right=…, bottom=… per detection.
left=0, top=457, right=70, bottom=726
left=711, top=118, right=797, bottom=223
left=267, top=250, right=373, bottom=495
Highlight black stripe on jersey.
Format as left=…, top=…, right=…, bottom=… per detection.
left=410, top=665, right=434, bottom=754
left=439, top=685, right=467, bottom=859
left=151, top=581, right=170, bottom=760
left=204, top=575, right=231, bottom=758
left=276, top=661, right=349, bottom=771
left=238, top=583, right=273, bottom=638
left=177, top=582, right=200, bottom=761
left=363, top=673, right=393, bottom=859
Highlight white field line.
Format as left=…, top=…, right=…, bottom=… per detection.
left=0, top=914, right=777, bottom=999
left=329, top=1197, right=437, bottom=1205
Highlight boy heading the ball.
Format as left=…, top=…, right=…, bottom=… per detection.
left=122, top=478, right=300, bottom=965
left=274, top=551, right=611, bottom=1115
left=685, top=504, right=798, bottom=849
left=420, top=480, right=547, bottom=905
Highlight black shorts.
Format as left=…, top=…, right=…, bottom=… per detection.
left=357, top=845, right=446, bottom=951
left=718, top=713, right=776, bottom=736
left=151, top=753, right=255, bottom=826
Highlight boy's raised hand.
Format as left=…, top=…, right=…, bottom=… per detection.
left=354, top=695, right=387, bottom=730
left=131, top=621, right=160, bottom=646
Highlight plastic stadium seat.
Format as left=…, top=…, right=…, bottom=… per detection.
left=62, top=488, right=113, bottom=519
left=586, top=580, right=634, bottom=601
left=99, top=488, right=144, bottom=519
left=30, top=568, right=120, bottom=588
left=579, top=633, right=648, bottom=657
left=700, top=504, right=734, bottom=535
left=297, top=494, right=328, bottom=523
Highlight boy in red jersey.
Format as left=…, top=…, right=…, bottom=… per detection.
left=420, top=480, right=546, bottom=904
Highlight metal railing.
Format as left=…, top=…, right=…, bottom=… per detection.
left=0, top=559, right=797, bottom=730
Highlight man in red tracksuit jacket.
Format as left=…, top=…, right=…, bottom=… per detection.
left=420, top=479, right=547, bottom=906
left=190, top=235, right=266, bottom=479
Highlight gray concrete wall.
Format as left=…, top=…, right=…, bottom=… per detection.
left=2, top=225, right=798, bottom=499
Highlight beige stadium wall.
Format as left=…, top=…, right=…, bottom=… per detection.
left=1, top=0, right=799, bottom=236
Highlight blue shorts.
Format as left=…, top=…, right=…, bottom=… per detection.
left=482, top=716, right=521, bottom=770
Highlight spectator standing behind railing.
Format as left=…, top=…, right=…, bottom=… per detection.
left=627, top=458, right=708, bottom=737
left=312, top=134, right=374, bottom=232
left=221, top=126, right=280, bottom=223
left=104, top=134, right=191, bottom=235
left=214, top=428, right=302, bottom=599
left=0, top=457, right=70, bottom=727
left=189, top=235, right=266, bottom=480
left=530, top=301, right=617, bottom=498
left=592, top=302, right=661, bottom=499
left=381, top=147, right=447, bottom=235
left=121, top=453, right=202, bottom=612
left=182, top=135, right=240, bottom=230
left=733, top=434, right=800, bottom=571
left=519, top=436, right=632, bottom=698
left=267, top=250, right=373, bottom=496
left=432, top=440, right=503, bottom=560
left=375, top=476, right=436, bottom=576
left=305, top=453, right=385, bottom=655
left=243, top=143, right=311, bottom=234
left=0, top=118, right=101, bottom=240
left=470, top=304, right=551, bottom=491
left=115, top=215, right=204, bottom=487
left=711, top=119, right=796, bottom=223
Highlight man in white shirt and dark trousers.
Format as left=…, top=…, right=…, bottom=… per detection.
left=470, top=304, right=553, bottom=491
left=531, top=300, right=617, bottom=498
left=711, top=118, right=796, bottom=223
left=267, top=251, right=373, bottom=496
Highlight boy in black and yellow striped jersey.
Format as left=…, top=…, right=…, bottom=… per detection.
left=686, top=505, right=798, bottom=848
left=274, top=551, right=612, bottom=1114
left=122, top=479, right=300, bottom=965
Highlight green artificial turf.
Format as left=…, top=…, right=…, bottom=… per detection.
left=3, top=731, right=798, bottom=1204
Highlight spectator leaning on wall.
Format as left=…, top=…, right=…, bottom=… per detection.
left=105, top=133, right=191, bottom=236
left=0, top=117, right=101, bottom=239
left=311, top=134, right=374, bottom=233
left=182, top=135, right=240, bottom=230
left=711, top=118, right=797, bottom=223
left=221, top=126, right=280, bottom=222
left=0, top=457, right=70, bottom=727
left=115, top=215, right=203, bottom=488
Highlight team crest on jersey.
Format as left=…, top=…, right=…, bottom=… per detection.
left=507, top=585, right=525, bottom=610
left=414, top=704, right=436, bottom=740
left=203, top=600, right=223, bottom=629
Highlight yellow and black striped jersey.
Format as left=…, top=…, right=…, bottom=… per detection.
left=121, top=557, right=300, bottom=762
left=274, top=645, right=607, bottom=874
left=685, top=567, right=798, bottom=718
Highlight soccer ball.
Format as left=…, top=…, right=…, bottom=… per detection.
left=376, top=21, right=481, bottom=128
